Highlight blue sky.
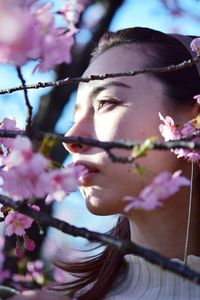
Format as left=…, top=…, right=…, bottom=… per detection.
left=0, top=0, right=200, bottom=249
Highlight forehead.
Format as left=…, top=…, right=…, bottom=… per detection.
left=76, top=46, right=144, bottom=100
left=85, top=45, right=144, bottom=77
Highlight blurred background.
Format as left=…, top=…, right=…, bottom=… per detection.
left=0, top=0, right=200, bottom=282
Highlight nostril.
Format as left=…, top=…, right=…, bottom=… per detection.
left=67, top=142, right=87, bottom=153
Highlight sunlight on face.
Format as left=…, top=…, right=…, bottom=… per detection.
left=64, top=46, right=181, bottom=216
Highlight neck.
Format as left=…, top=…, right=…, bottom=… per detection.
left=127, top=173, right=200, bottom=260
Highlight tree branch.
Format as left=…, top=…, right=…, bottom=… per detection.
left=1, top=194, right=200, bottom=284
left=1, top=55, right=200, bottom=95
left=0, top=129, right=199, bottom=163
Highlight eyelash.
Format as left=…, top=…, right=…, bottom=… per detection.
left=95, top=99, right=120, bottom=112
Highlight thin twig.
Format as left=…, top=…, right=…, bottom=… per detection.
left=1, top=194, right=200, bottom=284
left=1, top=55, right=199, bottom=95
left=16, top=67, right=33, bottom=133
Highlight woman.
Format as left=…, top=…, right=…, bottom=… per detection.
left=10, top=27, right=200, bottom=299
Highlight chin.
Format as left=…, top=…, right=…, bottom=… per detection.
left=84, top=196, right=120, bottom=216
left=80, top=186, right=123, bottom=216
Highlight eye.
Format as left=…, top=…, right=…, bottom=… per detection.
left=94, top=99, right=120, bottom=112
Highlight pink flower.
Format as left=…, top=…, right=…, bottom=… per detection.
left=0, top=2, right=40, bottom=66
left=33, top=28, right=74, bottom=72
left=159, top=113, right=200, bottom=161
left=1, top=136, right=50, bottom=200
left=0, top=136, right=85, bottom=201
left=4, top=211, right=34, bottom=236
left=4, top=136, right=33, bottom=167
left=190, top=37, right=200, bottom=54
left=158, top=112, right=181, bottom=141
left=32, top=3, right=74, bottom=72
left=0, top=168, right=50, bottom=200
left=123, top=170, right=190, bottom=212
left=0, top=1, right=75, bottom=71
left=45, top=164, right=85, bottom=204
left=0, top=117, right=20, bottom=149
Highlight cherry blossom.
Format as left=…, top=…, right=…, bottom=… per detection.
left=45, top=164, right=86, bottom=204
left=0, top=117, right=20, bottom=149
left=1, top=135, right=85, bottom=201
left=0, top=0, right=77, bottom=72
left=4, top=211, right=34, bottom=236
left=1, top=136, right=50, bottom=200
left=158, top=112, right=181, bottom=141
left=159, top=112, right=200, bottom=161
left=4, top=135, right=33, bottom=167
left=0, top=1, right=40, bottom=66
left=123, top=170, right=190, bottom=212
left=4, top=206, right=40, bottom=257
left=190, top=37, right=200, bottom=54
left=32, top=3, right=74, bottom=72
left=0, top=168, right=49, bottom=200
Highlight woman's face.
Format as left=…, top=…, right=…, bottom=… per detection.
left=64, top=46, right=183, bottom=216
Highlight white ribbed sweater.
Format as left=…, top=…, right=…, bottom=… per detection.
left=105, top=255, right=200, bottom=299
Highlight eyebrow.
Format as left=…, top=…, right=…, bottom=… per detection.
left=74, top=81, right=131, bottom=115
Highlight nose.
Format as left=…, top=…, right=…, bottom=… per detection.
left=63, top=119, right=91, bottom=154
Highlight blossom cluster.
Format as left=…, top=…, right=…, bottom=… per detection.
left=3, top=207, right=39, bottom=257
left=0, top=118, right=84, bottom=202
left=123, top=109, right=200, bottom=212
left=0, top=0, right=87, bottom=72
left=0, top=117, right=85, bottom=256
left=159, top=112, right=200, bottom=161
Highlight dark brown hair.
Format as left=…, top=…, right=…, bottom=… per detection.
left=52, top=27, right=200, bottom=299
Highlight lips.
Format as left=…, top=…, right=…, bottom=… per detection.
left=74, top=161, right=100, bottom=186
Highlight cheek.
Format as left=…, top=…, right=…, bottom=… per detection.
left=95, top=111, right=135, bottom=141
